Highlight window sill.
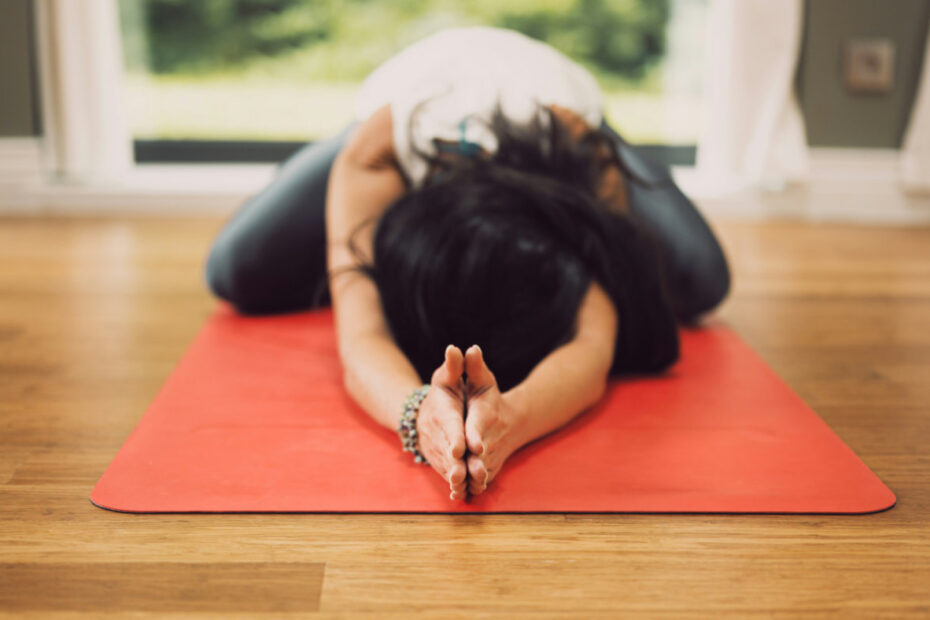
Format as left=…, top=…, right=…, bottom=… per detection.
left=5, top=161, right=700, bottom=216
left=1, top=163, right=278, bottom=215
left=2, top=150, right=929, bottom=225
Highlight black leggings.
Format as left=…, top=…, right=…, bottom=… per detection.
left=204, top=119, right=730, bottom=323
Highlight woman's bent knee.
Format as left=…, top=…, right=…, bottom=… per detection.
left=204, top=238, right=236, bottom=303
left=203, top=234, right=270, bottom=312
left=204, top=241, right=276, bottom=314
left=674, top=245, right=731, bottom=323
left=203, top=234, right=326, bottom=315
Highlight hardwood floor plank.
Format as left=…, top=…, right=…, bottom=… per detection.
left=0, top=563, right=323, bottom=612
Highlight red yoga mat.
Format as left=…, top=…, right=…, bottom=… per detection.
left=91, top=306, right=895, bottom=514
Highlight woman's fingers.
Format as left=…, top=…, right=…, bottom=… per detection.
left=465, top=421, right=484, bottom=457
left=449, top=431, right=466, bottom=460
left=421, top=398, right=465, bottom=476
left=464, top=344, right=498, bottom=456
left=463, top=394, right=496, bottom=497
left=430, top=382, right=467, bottom=462
left=464, top=344, right=496, bottom=394
left=433, top=344, right=465, bottom=388
left=423, top=344, right=470, bottom=501
left=423, top=423, right=465, bottom=498
left=462, top=347, right=523, bottom=497
left=464, top=398, right=487, bottom=456
left=434, top=345, right=467, bottom=472
left=448, top=460, right=468, bottom=500
left=466, top=453, right=489, bottom=495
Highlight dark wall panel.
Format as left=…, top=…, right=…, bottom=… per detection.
left=0, top=0, right=41, bottom=137
left=797, top=0, right=930, bottom=148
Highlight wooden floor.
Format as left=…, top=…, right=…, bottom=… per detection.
left=0, top=215, right=928, bottom=617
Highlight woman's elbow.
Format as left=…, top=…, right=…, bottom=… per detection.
left=587, top=371, right=610, bottom=408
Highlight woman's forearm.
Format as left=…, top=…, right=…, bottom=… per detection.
left=341, top=329, right=424, bottom=432
left=501, top=280, right=618, bottom=450
left=502, top=332, right=614, bottom=450
left=324, top=109, right=421, bottom=433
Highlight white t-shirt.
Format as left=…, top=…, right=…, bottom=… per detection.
left=353, top=26, right=604, bottom=189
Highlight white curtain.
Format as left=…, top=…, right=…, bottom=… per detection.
left=695, top=0, right=808, bottom=193
left=901, top=27, right=930, bottom=194
left=34, top=0, right=132, bottom=183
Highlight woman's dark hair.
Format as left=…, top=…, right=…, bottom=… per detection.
left=347, top=98, right=679, bottom=392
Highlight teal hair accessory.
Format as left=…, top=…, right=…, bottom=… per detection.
left=456, top=117, right=483, bottom=157
left=430, top=117, right=484, bottom=184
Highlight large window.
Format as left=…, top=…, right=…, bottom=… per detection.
left=119, top=0, right=707, bottom=163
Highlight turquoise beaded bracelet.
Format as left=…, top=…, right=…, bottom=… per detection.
left=398, top=384, right=431, bottom=465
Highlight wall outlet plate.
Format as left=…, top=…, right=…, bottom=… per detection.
left=843, top=38, right=895, bottom=94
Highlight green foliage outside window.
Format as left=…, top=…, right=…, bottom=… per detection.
left=121, top=0, right=669, bottom=84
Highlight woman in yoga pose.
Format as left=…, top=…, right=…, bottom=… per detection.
left=205, top=26, right=730, bottom=501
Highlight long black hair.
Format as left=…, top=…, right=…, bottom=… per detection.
left=347, top=99, right=679, bottom=392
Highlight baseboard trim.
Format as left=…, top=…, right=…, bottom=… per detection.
left=0, top=158, right=276, bottom=216
left=3, top=144, right=929, bottom=224
left=0, top=138, right=43, bottom=213
left=679, top=148, right=930, bottom=224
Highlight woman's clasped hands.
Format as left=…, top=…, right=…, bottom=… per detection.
left=414, top=344, right=524, bottom=501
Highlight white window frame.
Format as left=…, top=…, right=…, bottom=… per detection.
left=0, top=0, right=274, bottom=215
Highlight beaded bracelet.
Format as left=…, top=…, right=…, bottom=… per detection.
left=397, top=384, right=431, bottom=465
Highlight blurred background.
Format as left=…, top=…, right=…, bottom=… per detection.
left=0, top=0, right=929, bottom=221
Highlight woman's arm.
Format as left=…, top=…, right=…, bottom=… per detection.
left=325, top=106, right=420, bottom=431
left=548, top=104, right=629, bottom=213
left=326, top=104, right=470, bottom=498
left=502, top=279, right=617, bottom=447
left=485, top=106, right=626, bottom=445
left=462, top=279, right=618, bottom=495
